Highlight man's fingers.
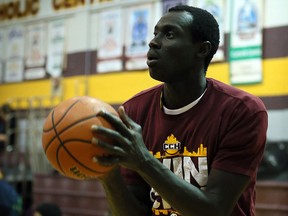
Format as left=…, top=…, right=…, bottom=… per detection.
left=97, top=110, right=128, bottom=132
left=96, top=108, right=136, bottom=139
left=93, top=155, right=120, bottom=167
left=118, top=106, right=141, bottom=132
left=91, top=137, right=126, bottom=156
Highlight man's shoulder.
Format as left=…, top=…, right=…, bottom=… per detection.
left=122, top=84, right=163, bottom=121
left=124, top=84, right=163, bottom=106
left=207, top=78, right=267, bottom=112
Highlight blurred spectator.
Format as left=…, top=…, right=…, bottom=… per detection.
left=34, top=202, right=62, bottom=216
left=0, top=106, right=7, bottom=152
left=258, top=141, right=288, bottom=181
left=0, top=104, right=16, bottom=152
left=0, top=169, right=22, bottom=216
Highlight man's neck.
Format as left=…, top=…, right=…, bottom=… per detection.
left=162, top=78, right=207, bottom=109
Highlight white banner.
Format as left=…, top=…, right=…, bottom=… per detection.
left=46, top=19, right=66, bottom=78
left=125, top=4, right=151, bottom=57
left=25, top=23, right=47, bottom=68
left=98, top=8, right=123, bottom=59
left=125, top=4, right=152, bottom=70
left=0, top=30, right=5, bottom=83
left=5, top=26, right=25, bottom=82
left=5, top=59, right=24, bottom=83
left=197, top=0, right=225, bottom=62
left=229, top=0, right=263, bottom=85
left=97, top=8, right=123, bottom=73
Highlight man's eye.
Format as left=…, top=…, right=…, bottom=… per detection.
left=166, top=32, right=174, bottom=39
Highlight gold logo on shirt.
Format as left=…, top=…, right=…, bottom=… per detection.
left=163, top=134, right=181, bottom=155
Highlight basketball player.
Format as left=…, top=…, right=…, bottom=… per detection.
left=91, top=5, right=268, bottom=216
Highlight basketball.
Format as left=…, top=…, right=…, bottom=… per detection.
left=42, top=96, right=118, bottom=180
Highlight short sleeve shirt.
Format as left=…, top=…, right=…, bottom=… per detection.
left=122, top=78, right=268, bottom=216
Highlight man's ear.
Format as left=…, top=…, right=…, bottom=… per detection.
left=197, top=41, right=212, bottom=58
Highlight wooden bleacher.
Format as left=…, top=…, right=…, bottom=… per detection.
left=33, top=173, right=288, bottom=216
left=33, top=173, right=109, bottom=216
left=256, top=180, right=288, bottom=216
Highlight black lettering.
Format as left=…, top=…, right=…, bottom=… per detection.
left=53, top=0, right=63, bottom=10
left=0, top=0, right=39, bottom=20
left=69, top=165, right=90, bottom=179
left=66, top=0, right=85, bottom=8
left=30, top=0, right=40, bottom=15
left=6, top=2, right=15, bottom=20
left=64, top=0, right=74, bottom=8
left=16, top=1, right=27, bottom=18
left=0, top=5, right=6, bottom=21
left=53, top=0, right=85, bottom=10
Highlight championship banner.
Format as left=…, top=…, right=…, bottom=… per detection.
left=46, top=19, right=66, bottom=78
left=25, top=23, right=47, bottom=80
left=0, top=0, right=119, bottom=22
left=229, top=0, right=263, bottom=85
left=197, top=0, right=225, bottom=62
left=0, top=30, right=5, bottom=83
left=125, top=4, right=153, bottom=70
left=5, top=26, right=25, bottom=83
left=97, top=8, right=123, bottom=73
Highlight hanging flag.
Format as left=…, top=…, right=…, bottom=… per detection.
left=197, top=0, right=225, bottom=62
left=25, top=23, right=47, bottom=80
left=97, top=8, right=123, bottom=73
left=125, top=4, right=152, bottom=70
left=229, top=0, right=263, bottom=85
left=5, top=26, right=25, bottom=83
left=46, top=19, right=66, bottom=78
left=0, top=30, right=5, bottom=83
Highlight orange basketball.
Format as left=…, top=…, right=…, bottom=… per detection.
left=42, top=96, right=118, bottom=180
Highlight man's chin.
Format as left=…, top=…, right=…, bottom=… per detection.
left=149, top=71, right=165, bottom=83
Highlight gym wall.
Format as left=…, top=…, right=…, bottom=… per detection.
left=0, top=0, right=287, bottom=143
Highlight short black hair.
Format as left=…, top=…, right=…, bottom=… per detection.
left=169, top=5, right=220, bottom=71
left=1, top=104, right=13, bottom=114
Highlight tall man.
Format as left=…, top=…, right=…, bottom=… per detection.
left=91, top=5, right=268, bottom=216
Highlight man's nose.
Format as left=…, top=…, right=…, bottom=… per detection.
left=149, top=36, right=161, bottom=49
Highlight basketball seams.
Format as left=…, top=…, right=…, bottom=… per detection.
left=42, top=96, right=117, bottom=179
left=43, top=99, right=81, bottom=132
left=52, top=110, right=105, bottom=176
left=56, top=143, right=65, bottom=174
left=58, top=140, right=105, bottom=175
left=44, top=113, right=98, bottom=153
left=49, top=110, right=106, bottom=176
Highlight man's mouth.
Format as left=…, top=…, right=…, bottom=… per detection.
left=147, top=57, right=159, bottom=66
left=147, top=51, right=159, bottom=66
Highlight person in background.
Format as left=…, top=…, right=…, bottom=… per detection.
left=0, top=104, right=16, bottom=152
left=2, top=104, right=16, bottom=150
left=33, top=202, right=62, bottom=216
left=91, top=5, right=268, bottom=216
left=0, top=105, right=7, bottom=152
left=0, top=169, right=22, bottom=216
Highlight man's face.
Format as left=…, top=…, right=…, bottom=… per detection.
left=147, top=11, right=201, bottom=83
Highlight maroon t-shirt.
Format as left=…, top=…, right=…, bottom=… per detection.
left=122, top=78, right=268, bottom=216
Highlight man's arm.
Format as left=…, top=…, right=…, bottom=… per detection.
left=137, top=150, right=250, bottom=216
left=92, top=107, right=251, bottom=216
left=99, top=168, right=152, bottom=216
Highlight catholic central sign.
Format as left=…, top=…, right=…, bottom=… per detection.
left=0, top=0, right=114, bottom=21
left=0, top=0, right=39, bottom=21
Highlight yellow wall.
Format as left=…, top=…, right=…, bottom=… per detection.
left=207, top=57, right=288, bottom=97
left=0, top=57, right=287, bottom=108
